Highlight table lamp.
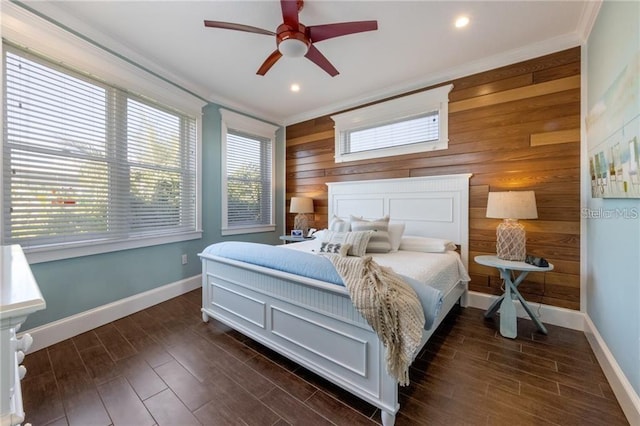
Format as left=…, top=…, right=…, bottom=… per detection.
left=289, top=197, right=314, bottom=235
left=486, top=191, right=537, bottom=261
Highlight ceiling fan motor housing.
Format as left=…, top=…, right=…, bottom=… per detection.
left=204, top=0, right=377, bottom=76
left=276, top=23, right=310, bottom=57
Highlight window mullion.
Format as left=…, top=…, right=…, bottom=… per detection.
left=3, top=43, right=200, bottom=257
left=107, top=89, right=130, bottom=236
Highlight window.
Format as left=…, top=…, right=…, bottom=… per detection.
left=220, top=109, right=278, bottom=235
left=331, top=84, right=453, bottom=163
left=2, top=45, right=200, bottom=259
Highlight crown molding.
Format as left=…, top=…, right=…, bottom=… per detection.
left=3, top=1, right=208, bottom=114
left=205, top=91, right=285, bottom=126
left=284, top=32, right=583, bottom=126
left=576, top=0, right=603, bottom=42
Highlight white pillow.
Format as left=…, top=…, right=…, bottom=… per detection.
left=329, top=215, right=350, bottom=232
left=320, top=230, right=373, bottom=257
left=311, top=229, right=327, bottom=240
left=350, top=215, right=391, bottom=253
left=399, top=236, right=457, bottom=253
left=388, top=222, right=406, bottom=252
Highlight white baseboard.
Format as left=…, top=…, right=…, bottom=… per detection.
left=468, top=290, right=638, bottom=425
left=466, top=290, right=586, bottom=331
left=584, top=315, right=640, bottom=425
left=22, top=274, right=201, bottom=353
left=20, top=280, right=638, bottom=425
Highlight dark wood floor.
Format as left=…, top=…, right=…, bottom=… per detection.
left=22, top=289, right=628, bottom=426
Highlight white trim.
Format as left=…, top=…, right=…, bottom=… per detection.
left=220, top=108, right=279, bottom=236
left=219, top=109, right=279, bottom=139
left=331, top=85, right=453, bottom=163
left=20, top=275, right=201, bottom=352
left=286, top=33, right=581, bottom=126
left=2, top=4, right=205, bottom=263
left=580, top=42, right=589, bottom=313
left=466, top=290, right=585, bottom=331
left=584, top=315, right=640, bottom=425
left=1, top=2, right=206, bottom=116
left=221, top=225, right=276, bottom=236
left=470, top=289, right=640, bottom=425
left=576, top=1, right=603, bottom=42
left=24, top=231, right=203, bottom=264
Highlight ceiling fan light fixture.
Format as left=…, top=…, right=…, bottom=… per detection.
left=278, top=38, right=309, bottom=57
left=205, top=0, right=378, bottom=76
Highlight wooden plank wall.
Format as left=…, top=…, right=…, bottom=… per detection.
left=285, top=47, right=581, bottom=310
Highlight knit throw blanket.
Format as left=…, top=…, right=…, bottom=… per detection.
left=326, top=254, right=425, bottom=386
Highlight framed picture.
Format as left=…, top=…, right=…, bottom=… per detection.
left=291, top=229, right=303, bottom=237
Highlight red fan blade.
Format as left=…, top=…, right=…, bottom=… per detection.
left=204, top=20, right=275, bottom=36
left=307, top=21, right=378, bottom=43
left=280, top=0, right=300, bottom=27
left=304, top=44, right=339, bottom=77
left=257, top=50, right=283, bottom=75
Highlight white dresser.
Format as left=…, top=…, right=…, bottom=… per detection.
left=0, top=245, right=46, bottom=426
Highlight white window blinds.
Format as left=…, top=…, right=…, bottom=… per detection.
left=226, top=130, right=272, bottom=226
left=3, top=45, right=198, bottom=248
left=220, top=108, right=277, bottom=235
left=331, top=84, right=453, bottom=163
left=345, top=112, right=440, bottom=154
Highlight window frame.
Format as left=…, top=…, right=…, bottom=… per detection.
left=1, top=6, right=205, bottom=263
left=331, top=84, right=454, bottom=163
left=220, top=108, right=278, bottom=236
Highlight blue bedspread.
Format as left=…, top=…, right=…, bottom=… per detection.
left=202, top=241, right=344, bottom=285
left=200, top=241, right=443, bottom=330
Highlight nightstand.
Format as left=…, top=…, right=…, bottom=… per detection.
left=474, top=255, right=553, bottom=339
left=1, top=245, right=46, bottom=425
left=279, top=235, right=314, bottom=244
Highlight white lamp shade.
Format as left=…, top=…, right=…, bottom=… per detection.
left=278, top=38, right=309, bottom=57
left=290, top=197, right=314, bottom=214
left=486, top=191, right=538, bottom=220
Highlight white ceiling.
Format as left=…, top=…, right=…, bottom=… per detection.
left=16, top=1, right=595, bottom=125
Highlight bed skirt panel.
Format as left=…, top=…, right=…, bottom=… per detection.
left=201, top=256, right=399, bottom=414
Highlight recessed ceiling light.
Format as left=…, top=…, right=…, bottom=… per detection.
left=290, top=83, right=300, bottom=92
left=455, top=16, right=470, bottom=28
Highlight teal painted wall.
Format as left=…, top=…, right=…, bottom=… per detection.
left=23, top=103, right=284, bottom=330
left=586, top=0, right=640, bottom=397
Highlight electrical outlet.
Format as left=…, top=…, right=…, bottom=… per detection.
left=181, top=254, right=188, bottom=265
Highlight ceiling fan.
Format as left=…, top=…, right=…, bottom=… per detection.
left=204, top=0, right=378, bottom=77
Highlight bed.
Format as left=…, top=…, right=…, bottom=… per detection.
left=199, top=173, right=472, bottom=425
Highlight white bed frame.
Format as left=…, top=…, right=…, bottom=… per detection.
left=200, top=174, right=471, bottom=425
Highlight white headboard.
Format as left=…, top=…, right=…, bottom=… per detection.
left=326, top=174, right=472, bottom=269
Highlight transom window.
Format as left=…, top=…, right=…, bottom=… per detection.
left=331, top=84, right=453, bottom=163
left=2, top=45, right=199, bottom=257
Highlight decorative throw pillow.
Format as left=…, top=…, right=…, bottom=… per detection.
left=388, top=222, right=406, bottom=252
left=318, top=242, right=351, bottom=257
left=321, top=230, right=373, bottom=257
left=350, top=215, right=392, bottom=253
left=329, top=215, right=350, bottom=232
left=399, top=236, right=457, bottom=253
left=311, top=229, right=327, bottom=240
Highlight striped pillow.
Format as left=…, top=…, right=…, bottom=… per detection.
left=350, top=215, right=392, bottom=253
left=329, top=215, right=351, bottom=232
left=321, top=230, right=373, bottom=257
